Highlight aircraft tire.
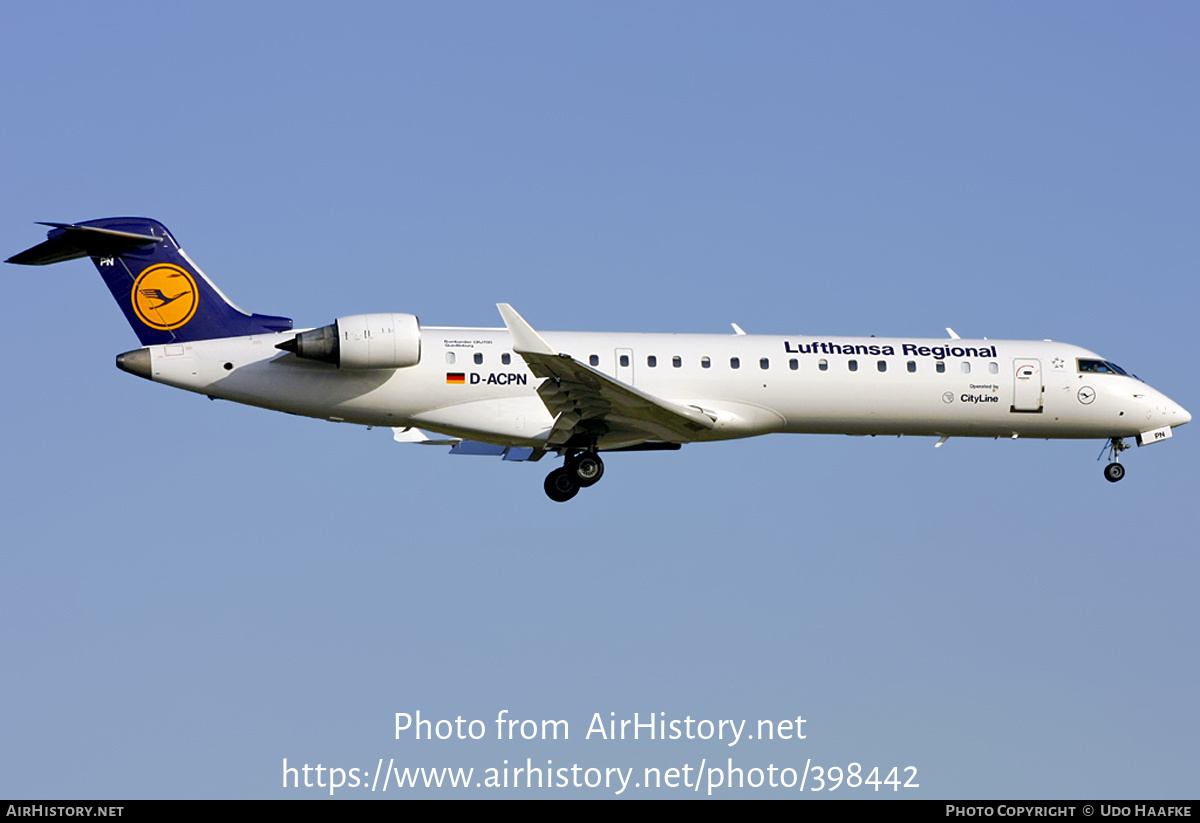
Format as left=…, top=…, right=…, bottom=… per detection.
left=1104, top=463, right=1125, bottom=483
left=545, top=468, right=580, bottom=502
left=571, top=452, right=605, bottom=487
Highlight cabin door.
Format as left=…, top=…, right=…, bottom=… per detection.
left=1012, top=359, right=1043, bottom=413
left=615, top=348, right=634, bottom=385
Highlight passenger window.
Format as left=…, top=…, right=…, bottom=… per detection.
left=730, top=357, right=740, bottom=369
left=789, top=359, right=798, bottom=371
left=446, top=351, right=456, bottom=364
left=589, top=355, right=599, bottom=366
left=672, top=356, right=682, bottom=368
left=647, top=355, right=657, bottom=367
left=474, top=352, right=483, bottom=365
left=760, top=358, right=770, bottom=370
left=501, top=353, right=511, bottom=365
left=701, top=357, right=711, bottom=369
left=619, top=354, right=630, bottom=367
left=848, top=360, right=858, bottom=372
left=819, top=359, right=828, bottom=371
left=988, top=362, right=999, bottom=374
left=961, top=362, right=971, bottom=374
left=907, top=361, right=916, bottom=373
left=936, top=361, right=946, bottom=373
left=877, top=360, right=886, bottom=372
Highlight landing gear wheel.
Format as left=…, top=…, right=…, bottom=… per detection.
left=570, top=451, right=605, bottom=487
left=544, top=468, right=580, bottom=502
left=1104, top=462, right=1126, bottom=483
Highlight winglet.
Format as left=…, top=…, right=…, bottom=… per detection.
left=392, top=427, right=460, bottom=445
left=497, top=303, right=557, bottom=355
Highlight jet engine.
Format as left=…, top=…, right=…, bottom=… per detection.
left=276, top=313, right=421, bottom=369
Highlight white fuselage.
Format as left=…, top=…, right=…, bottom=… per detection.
left=131, top=326, right=1190, bottom=450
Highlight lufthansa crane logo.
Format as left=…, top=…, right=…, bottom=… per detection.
left=131, top=264, right=198, bottom=330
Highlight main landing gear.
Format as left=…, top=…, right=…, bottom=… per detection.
left=1100, top=437, right=1129, bottom=483
left=544, top=450, right=605, bottom=502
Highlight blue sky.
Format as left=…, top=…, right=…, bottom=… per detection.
left=2, top=2, right=1197, bottom=798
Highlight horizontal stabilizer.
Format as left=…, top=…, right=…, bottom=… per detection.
left=6, top=223, right=163, bottom=265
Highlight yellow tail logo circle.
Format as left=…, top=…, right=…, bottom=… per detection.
left=131, top=264, right=198, bottom=330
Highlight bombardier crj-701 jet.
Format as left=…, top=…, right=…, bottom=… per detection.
left=9, top=218, right=1191, bottom=501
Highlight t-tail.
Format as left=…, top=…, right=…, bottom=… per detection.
left=6, top=217, right=292, bottom=345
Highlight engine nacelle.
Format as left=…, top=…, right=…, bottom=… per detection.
left=277, top=313, right=421, bottom=369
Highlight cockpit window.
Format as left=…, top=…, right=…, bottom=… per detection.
left=1078, top=358, right=1129, bottom=376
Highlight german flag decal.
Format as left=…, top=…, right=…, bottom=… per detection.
left=446, top=373, right=465, bottom=385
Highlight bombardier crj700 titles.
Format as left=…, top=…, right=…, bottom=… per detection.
left=9, top=218, right=1191, bottom=501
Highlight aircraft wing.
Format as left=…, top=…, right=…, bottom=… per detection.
left=497, top=304, right=716, bottom=449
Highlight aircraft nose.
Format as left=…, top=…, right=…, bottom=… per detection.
left=1159, top=391, right=1191, bottom=427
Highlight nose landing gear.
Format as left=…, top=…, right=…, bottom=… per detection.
left=1100, top=437, right=1129, bottom=483
left=543, top=450, right=605, bottom=502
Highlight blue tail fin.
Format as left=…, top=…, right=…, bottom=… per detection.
left=7, top=217, right=292, bottom=345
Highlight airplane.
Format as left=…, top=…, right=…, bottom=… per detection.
left=8, top=217, right=1191, bottom=502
